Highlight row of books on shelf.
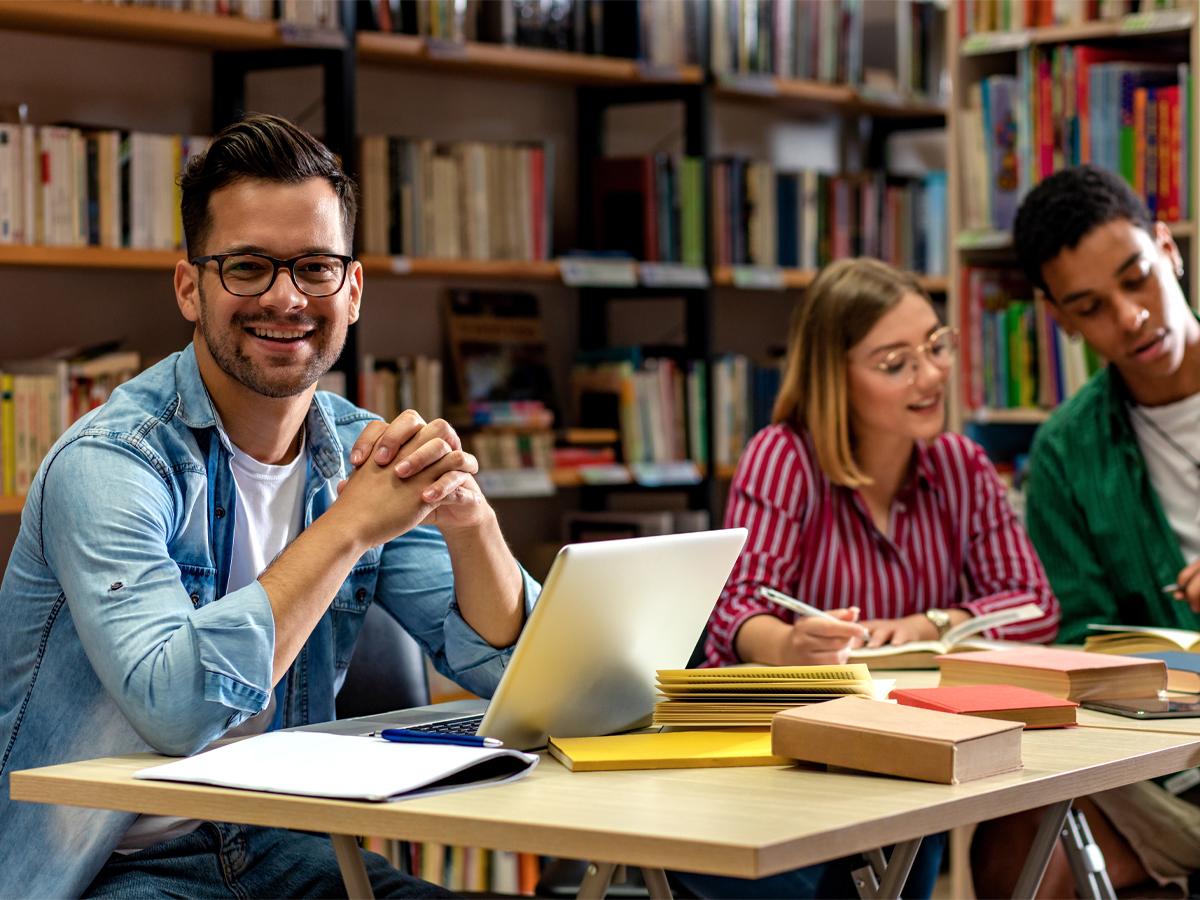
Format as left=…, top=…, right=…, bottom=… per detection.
left=105, top=0, right=296, bottom=22
left=592, top=156, right=704, bottom=267
left=960, top=54, right=1191, bottom=233
left=572, top=351, right=780, bottom=468
left=362, top=837, right=541, bottom=895
left=711, top=162, right=948, bottom=275
left=358, top=354, right=443, bottom=423
left=358, top=0, right=705, bottom=68
left=0, top=349, right=141, bottom=497
left=713, top=0, right=946, bottom=102
left=958, top=0, right=1189, bottom=35
left=358, top=136, right=553, bottom=262
left=0, top=123, right=208, bottom=249
left=959, top=267, right=1101, bottom=415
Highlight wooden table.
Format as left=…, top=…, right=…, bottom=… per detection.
left=12, top=724, right=1200, bottom=899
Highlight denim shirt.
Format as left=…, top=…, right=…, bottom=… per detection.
left=0, top=344, right=540, bottom=899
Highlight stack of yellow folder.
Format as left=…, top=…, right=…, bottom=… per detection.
left=652, top=665, right=884, bottom=727
left=548, top=730, right=789, bottom=772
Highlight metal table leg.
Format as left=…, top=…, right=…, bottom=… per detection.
left=331, top=833, right=375, bottom=899
left=641, top=866, right=674, bottom=899
left=577, top=861, right=618, bottom=900
left=1011, top=799, right=1072, bottom=899
left=853, top=837, right=923, bottom=899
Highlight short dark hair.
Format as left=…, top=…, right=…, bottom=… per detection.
left=1013, top=164, right=1152, bottom=300
left=180, top=112, right=358, bottom=255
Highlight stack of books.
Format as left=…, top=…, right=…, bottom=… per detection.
left=652, top=664, right=884, bottom=728
left=937, top=647, right=1166, bottom=701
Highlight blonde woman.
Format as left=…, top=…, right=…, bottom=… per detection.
left=675, top=259, right=1059, bottom=899
left=706, top=257, right=1058, bottom=670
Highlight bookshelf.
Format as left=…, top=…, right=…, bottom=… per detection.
left=0, top=2, right=951, bottom=530
left=947, top=3, right=1200, bottom=434
left=0, top=0, right=318, bottom=50
left=358, top=32, right=704, bottom=86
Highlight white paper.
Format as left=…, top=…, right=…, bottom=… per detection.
left=135, top=732, right=539, bottom=803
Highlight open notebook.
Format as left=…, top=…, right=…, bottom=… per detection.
left=1085, top=624, right=1200, bottom=655
left=849, top=602, right=1046, bottom=669
left=135, top=732, right=539, bottom=802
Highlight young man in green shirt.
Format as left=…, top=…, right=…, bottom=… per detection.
left=972, top=165, right=1200, bottom=897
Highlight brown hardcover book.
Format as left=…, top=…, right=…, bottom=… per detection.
left=937, top=647, right=1167, bottom=701
left=771, top=696, right=1023, bottom=785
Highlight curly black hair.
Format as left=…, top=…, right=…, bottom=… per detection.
left=1013, top=164, right=1152, bottom=300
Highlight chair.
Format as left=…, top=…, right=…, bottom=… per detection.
left=336, top=603, right=430, bottom=718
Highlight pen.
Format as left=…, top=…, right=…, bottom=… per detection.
left=375, top=728, right=502, bottom=749
left=756, top=586, right=870, bottom=639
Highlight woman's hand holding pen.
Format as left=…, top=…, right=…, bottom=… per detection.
left=774, top=609, right=868, bottom=666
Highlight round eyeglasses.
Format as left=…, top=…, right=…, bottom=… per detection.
left=870, top=326, right=959, bottom=385
left=190, top=252, right=353, bottom=298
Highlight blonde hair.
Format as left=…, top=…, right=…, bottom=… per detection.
left=772, top=258, right=931, bottom=488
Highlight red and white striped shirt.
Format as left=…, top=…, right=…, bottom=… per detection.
left=705, top=424, right=1060, bottom=666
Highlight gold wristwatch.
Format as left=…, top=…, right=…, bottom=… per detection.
left=924, top=609, right=952, bottom=639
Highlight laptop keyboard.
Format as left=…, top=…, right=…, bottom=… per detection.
left=405, top=716, right=483, bottom=736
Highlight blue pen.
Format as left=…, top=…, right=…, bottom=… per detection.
left=376, top=728, right=502, bottom=748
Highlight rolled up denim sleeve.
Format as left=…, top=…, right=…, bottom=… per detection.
left=40, top=437, right=275, bottom=756
left=374, top=525, right=540, bottom=699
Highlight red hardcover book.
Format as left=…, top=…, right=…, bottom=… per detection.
left=937, top=647, right=1166, bottom=701
left=592, top=157, right=658, bottom=262
left=529, top=146, right=545, bottom=260
left=890, top=684, right=1078, bottom=729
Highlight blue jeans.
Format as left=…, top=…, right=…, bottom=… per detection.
left=83, top=822, right=454, bottom=898
left=670, top=831, right=947, bottom=899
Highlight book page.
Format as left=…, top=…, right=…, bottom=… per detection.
left=940, top=601, right=1046, bottom=646
left=1087, top=623, right=1199, bottom=648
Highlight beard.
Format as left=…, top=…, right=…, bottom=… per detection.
left=196, top=281, right=346, bottom=399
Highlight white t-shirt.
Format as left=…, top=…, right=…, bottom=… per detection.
left=116, top=425, right=308, bottom=852
left=1131, top=391, right=1200, bottom=565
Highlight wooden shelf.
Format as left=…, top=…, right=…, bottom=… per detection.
left=0, top=245, right=183, bottom=270
left=713, top=266, right=948, bottom=294
left=550, top=464, right=736, bottom=489
left=0, top=0, right=303, bottom=51
left=0, top=495, right=25, bottom=515
left=961, top=8, right=1194, bottom=55
left=359, top=256, right=561, bottom=281
left=358, top=33, right=703, bottom=86
left=958, top=221, right=1194, bottom=252
left=715, top=76, right=946, bottom=119
left=968, top=408, right=1052, bottom=425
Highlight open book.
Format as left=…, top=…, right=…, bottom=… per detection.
left=135, top=731, right=539, bottom=802
left=849, top=602, right=1046, bottom=669
left=1085, top=624, right=1200, bottom=655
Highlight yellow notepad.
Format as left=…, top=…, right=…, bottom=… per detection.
left=547, top=730, right=788, bottom=772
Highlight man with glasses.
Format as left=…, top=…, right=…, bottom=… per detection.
left=971, top=166, right=1200, bottom=896
left=0, top=113, right=535, bottom=898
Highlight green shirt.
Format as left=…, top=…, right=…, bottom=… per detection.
left=1026, top=366, right=1200, bottom=644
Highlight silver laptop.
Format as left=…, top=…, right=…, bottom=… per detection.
left=309, top=528, right=747, bottom=750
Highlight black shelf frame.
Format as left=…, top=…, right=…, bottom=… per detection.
left=210, top=6, right=361, bottom=395
left=574, top=81, right=717, bottom=516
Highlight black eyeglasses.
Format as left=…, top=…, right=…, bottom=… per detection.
left=191, top=252, right=354, bottom=298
